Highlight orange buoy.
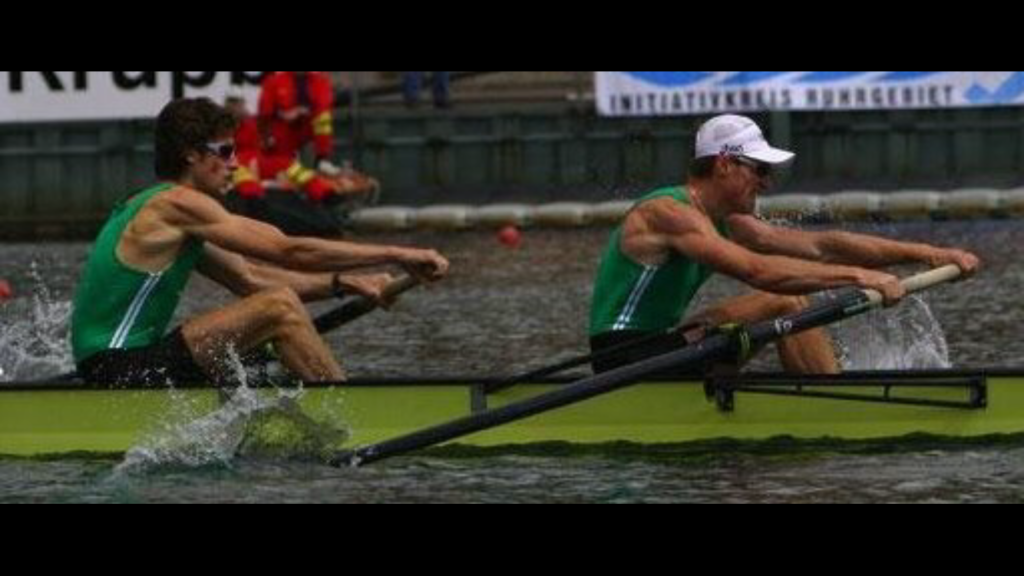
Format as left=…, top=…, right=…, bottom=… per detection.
left=497, top=225, right=523, bottom=249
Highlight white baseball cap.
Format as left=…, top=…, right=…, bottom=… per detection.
left=695, top=115, right=795, bottom=165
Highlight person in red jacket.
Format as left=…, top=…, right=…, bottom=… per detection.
left=225, top=94, right=265, bottom=200
left=225, top=92, right=374, bottom=237
left=259, top=71, right=334, bottom=164
left=227, top=85, right=341, bottom=204
left=258, top=71, right=343, bottom=201
left=257, top=71, right=380, bottom=203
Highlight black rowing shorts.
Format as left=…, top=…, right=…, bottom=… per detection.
left=77, top=327, right=209, bottom=388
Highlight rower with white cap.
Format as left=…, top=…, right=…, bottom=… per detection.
left=589, top=114, right=980, bottom=376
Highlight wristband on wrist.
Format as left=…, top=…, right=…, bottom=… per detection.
left=331, top=274, right=348, bottom=299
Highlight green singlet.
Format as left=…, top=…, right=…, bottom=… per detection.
left=589, top=186, right=729, bottom=337
left=72, top=183, right=205, bottom=364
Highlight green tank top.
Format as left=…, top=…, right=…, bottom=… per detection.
left=72, top=183, right=206, bottom=364
left=589, top=186, right=728, bottom=337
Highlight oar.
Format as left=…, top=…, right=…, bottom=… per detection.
left=484, top=328, right=683, bottom=394
left=331, top=265, right=964, bottom=467
left=314, top=274, right=421, bottom=334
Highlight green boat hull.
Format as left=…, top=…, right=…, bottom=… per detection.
left=3, top=372, right=1024, bottom=458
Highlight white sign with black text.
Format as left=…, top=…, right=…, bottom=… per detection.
left=0, top=71, right=267, bottom=123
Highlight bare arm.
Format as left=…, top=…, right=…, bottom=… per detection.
left=161, top=189, right=448, bottom=279
left=636, top=200, right=905, bottom=301
left=198, top=244, right=398, bottom=305
left=727, top=214, right=980, bottom=274
left=197, top=244, right=333, bottom=301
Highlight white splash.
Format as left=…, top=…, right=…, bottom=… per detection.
left=0, top=264, right=75, bottom=383
left=835, top=294, right=952, bottom=371
left=115, top=386, right=267, bottom=474
left=114, top=346, right=350, bottom=475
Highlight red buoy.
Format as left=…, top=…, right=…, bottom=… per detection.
left=0, top=279, right=12, bottom=302
left=497, top=225, right=523, bottom=249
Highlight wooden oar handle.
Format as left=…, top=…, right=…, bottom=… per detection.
left=902, top=264, right=963, bottom=294
left=382, top=274, right=423, bottom=299
left=864, top=264, right=963, bottom=307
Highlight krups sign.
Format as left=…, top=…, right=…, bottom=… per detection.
left=0, top=71, right=267, bottom=123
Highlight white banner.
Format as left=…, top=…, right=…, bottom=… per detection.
left=0, top=71, right=267, bottom=123
left=597, top=72, right=1024, bottom=116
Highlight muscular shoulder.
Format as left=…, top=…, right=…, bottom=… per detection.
left=631, top=197, right=713, bottom=237
left=117, top=189, right=204, bottom=267
left=620, top=198, right=711, bottom=265
left=147, top=186, right=229, bottom=228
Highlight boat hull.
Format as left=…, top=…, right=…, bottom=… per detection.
left=3, top=373, right=1024, bottom=458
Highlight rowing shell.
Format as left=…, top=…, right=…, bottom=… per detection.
left=1, top=370, right=1023, bottom=458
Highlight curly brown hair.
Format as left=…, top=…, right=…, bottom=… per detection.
left=154, top=98, right=238, bottom=180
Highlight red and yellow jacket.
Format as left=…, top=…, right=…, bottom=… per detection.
left=232, top=115, right=265, bottom=199
left=258, top=71, right=335, bottom=160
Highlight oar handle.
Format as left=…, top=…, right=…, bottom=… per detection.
left=903, top=264, right=963, bottom=293
left=863, top=265, right=963, bottom=307
left=314, top=275, right=422, bottom=334
left=382, top=274, right=424, bottom=299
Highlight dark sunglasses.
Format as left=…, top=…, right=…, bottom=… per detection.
left=203, top=142, right=236, bottom=161
left=733, top=156, right=773, bottom=178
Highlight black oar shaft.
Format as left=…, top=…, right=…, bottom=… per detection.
left=484, top=328, right=679, bottom=394
left=333, top=291, right=865, bottom=467
left=332, top=332, right=738, bottom=467
left=332, top=266, right=963, bottom=467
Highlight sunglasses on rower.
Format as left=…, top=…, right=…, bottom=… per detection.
left=732, top=155, right=773, bottom=178
left=203, top=141, right=237, bottom=161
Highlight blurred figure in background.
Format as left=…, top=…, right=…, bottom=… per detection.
left=224, top=74, right=379, bottom=237
left=260, top=71, right=338, bottom=178
left=224, top=93, right=265, bottom=200
left=259, top=71, right=380, bottom=203
left=402, top=72, right=451, bottom=109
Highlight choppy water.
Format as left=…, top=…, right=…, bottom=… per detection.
left=1, top=221, right=1023, bottom=503
left=6, top=442, right=1024, bottom=504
